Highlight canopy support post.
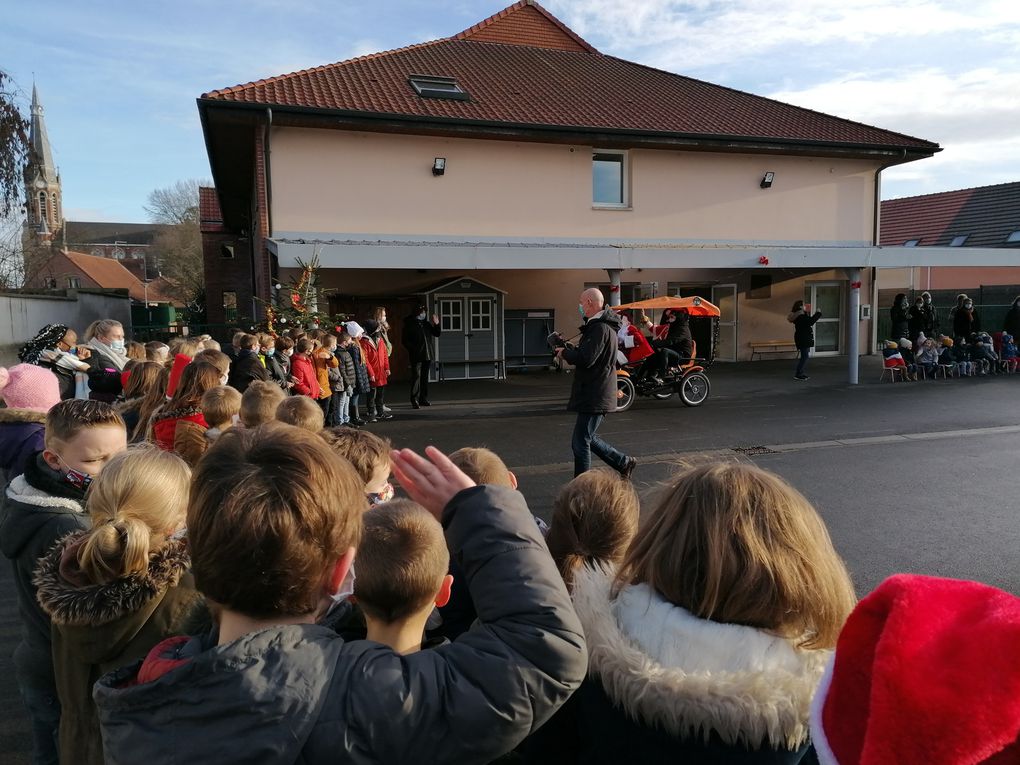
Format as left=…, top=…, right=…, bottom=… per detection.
left=847, top=268, right=861, bottom=385
left=607, top=269, right=622, bottom=308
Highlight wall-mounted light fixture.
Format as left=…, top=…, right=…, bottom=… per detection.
left=432, top=157, right=446, bottom=176
left=760, top=171, right=775, bottom=189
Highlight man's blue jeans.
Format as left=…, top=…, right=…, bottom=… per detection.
left=572, top=412, right=628, bottom=477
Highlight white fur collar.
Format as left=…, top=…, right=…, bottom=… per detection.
left=5, top=475, right=85, bottom=513
left=571, top=564, right=830, bottom=750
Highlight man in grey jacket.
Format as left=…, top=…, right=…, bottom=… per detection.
left=93, top=426, right=587, bottom=764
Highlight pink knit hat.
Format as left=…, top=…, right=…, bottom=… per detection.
left=0, top=364, right=61, bottom=412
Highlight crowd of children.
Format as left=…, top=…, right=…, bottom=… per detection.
left=0, top=321, right=1018, bottom=764
left=883, top=330, right=1019, bottom=380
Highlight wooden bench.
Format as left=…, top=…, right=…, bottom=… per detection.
left=749, top=340, right=798, bottom=360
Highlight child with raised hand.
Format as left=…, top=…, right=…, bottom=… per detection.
left=93, top=434, right=585, bottom=765
left=201, top=386, right=242, bottom=443
left=0, top=400, right=127, bottom=765
left=34, top=446, right=204, bottom=765
left=567, top=461, right=855, bottom=764
left=355, top=499, right=453, bottom=654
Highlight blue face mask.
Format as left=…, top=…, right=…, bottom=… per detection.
left=265, top=348, right=275, bottom=357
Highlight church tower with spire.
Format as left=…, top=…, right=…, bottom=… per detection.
left=23, top=84, right=62, bottom=243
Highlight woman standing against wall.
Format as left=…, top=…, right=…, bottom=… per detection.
left=788, top=301, right=822, bottom=381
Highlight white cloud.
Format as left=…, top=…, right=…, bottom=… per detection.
left=548, top=0, right=1020, bottom=71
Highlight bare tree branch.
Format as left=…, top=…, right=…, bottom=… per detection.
left=143, top=179, right=209, bottom=225
left=0, top=70, right=30, bottom=220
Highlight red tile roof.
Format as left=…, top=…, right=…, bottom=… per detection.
left=61, top=250, right=175, bottom=303
left=880, top=182, right=1020, bottom=248
left=200, top=1, right=937, bottom=152
left=199, top=186, right=226, bottom=233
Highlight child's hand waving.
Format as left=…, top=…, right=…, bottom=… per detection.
left=391, top=446, right=476, bottom=520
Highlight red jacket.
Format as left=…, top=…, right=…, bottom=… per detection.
left=360, top=337, right=390, bottom=387
left=621, top=325, right=654, bottom=364
left=289, top=353, right=319, bottom=398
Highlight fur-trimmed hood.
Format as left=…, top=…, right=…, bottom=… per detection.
left=0, top=408, right=47, bottom=425
left=571, top=564, right=830, bottom=751
left=35, top=533, right=195, bottom=664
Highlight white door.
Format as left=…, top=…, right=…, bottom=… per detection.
left=807, top=282, right=843, bottom=356
left=711, top=283, right=737, bottom=362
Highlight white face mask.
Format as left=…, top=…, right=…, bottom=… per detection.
left=418, top=312, right=426, bottom=321
left=328, top=564, right=356, bottom=613
left=110, top=339, right=126, bottom=353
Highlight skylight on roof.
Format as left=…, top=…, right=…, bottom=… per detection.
left=409, top=75, right=469, bottom=101
left=1007, top=231, right=1020, bottom=244
left=903, top=239, right=920, bottom=247
left=949, top=235, right=969, bottom=246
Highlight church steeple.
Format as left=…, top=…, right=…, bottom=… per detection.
left=24, top=83, right=62, bottom=242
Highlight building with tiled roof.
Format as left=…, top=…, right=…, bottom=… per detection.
left=878, top=181, right=1020, bottom=294
left=197, top=0, right=1014, bottom=376
left=29, top=249, right=177, bottom=305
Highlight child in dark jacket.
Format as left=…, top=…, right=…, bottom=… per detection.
left=0, top=364, right=61, bottom=482
left=92, top=429, right=586, bottom=765
left=334, top=330, right=357, bottom=426
left=0, top=400, right=127, bottom=765
left=354, top=499, right=453, bottom=654
left=343, top=322, right=372, bottom=426
left=1001, top=333, right=1018, bottom=373
left=938, top=336, right=957, bottom=374
left=953, top=337, right=973, bottom=376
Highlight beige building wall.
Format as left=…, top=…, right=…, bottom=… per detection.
left=271, top=127, right=879, bottom=243
left=880, top=266, right=1020, bottom=293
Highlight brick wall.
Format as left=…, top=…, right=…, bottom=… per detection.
left=202, top=232, right=253, bottom=326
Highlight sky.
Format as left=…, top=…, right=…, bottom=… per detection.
left=4, top=0, right=1019, bottom=223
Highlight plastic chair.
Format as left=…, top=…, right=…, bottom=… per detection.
left=880, top=366, right=906, bottom=382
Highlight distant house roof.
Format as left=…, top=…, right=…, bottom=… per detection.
left=60, top=250, right=176, bottom=304
left=199, top=187, right=227, bottom=233
left=200, top=0, right=937, bottom=154
left=880, top=181, right=1020, bottom=248
left=63, top=221, right=170, bottom=246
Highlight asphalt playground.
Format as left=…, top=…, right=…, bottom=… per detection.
left=1, top=356, right=1018, bottom=761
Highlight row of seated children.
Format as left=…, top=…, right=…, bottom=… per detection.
left=885, top=332, right=1019, bottom=379
left=2, top=390, right=1017, bottom=763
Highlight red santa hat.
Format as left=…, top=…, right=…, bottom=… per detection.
left=810, top=574, right=1020, bottom=765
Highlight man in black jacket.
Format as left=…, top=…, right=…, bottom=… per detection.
left=402, top=304, right=441, bottom=408
left=556, top=288, right=636, bottom=478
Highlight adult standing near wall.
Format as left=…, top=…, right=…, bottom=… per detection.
left=890, top=293, right=910, bottom=341
left=953, top=295, right=981, bottom=338
left=1003, top=296, right=1020, bottom=338
left=83, top=320, right=129, bottom=403
left=402, top=303, right=441, bottom=409
left=555, top=288, right=636, bottom=479
left=919, top=291, right=940, bottom=338
left=788, top=300, right=822, bottom=381
left=907, top=296, right=926, bottom=343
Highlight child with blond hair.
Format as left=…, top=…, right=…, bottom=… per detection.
left=565, top=462, right=855, bottom=763
left=276, top=394, right=325, bottom=432
left=239, top=380, right=287, bottom=429
left=34, top=446, right=203, bottom=765
left=200, top=386, right=242, bottom=443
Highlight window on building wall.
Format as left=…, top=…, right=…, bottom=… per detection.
left=593, top=151, right=627, bottom=206
left=1006, top=231, right=1020, bottom=244
left=903, top=239, right=920, bottom=247
left=220, top=244, right=235, bottom=259
left=469, top=299, right=493, bottom=331
left=408, top=75, right=469, bottom=101
left=67, top=277, right=80, bottom=289
left=51, top=193, right=59, bottom=222
left=223, top=291, right=238, bottom=322
left=439, top=299, right=462, bottom=332
left=748, top=274, right=772, bottom=299
left=38, top=191, right=47, bottom=222
left=585, top=282, right=642, bottom=304
left=949, top=235, right=969, bottom=246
